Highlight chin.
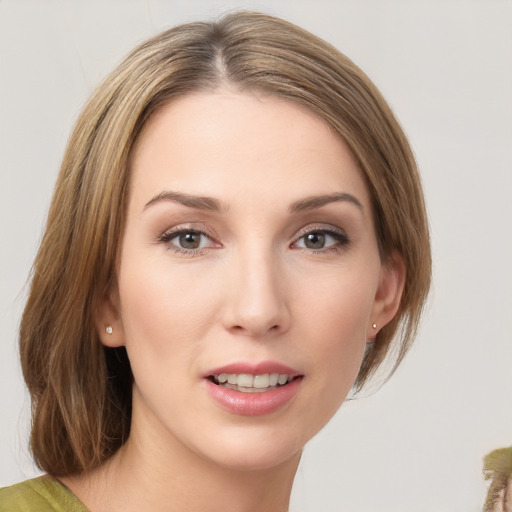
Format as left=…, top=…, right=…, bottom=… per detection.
left=210, top=447, right=302, bottom=473
left=193, top=425, right=305, bottom=472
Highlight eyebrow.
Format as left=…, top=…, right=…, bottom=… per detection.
left=143, top=190, right=363, bottom=214
left=144, top=191, right=227, bottom=212
left=289, top=192, right=363, bottom=213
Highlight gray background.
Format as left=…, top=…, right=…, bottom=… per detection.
left=1, top=1, right=511, bottom=511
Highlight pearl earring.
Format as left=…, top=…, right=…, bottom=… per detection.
left=372, top=323, right=377, bottom=329
left=105, top=326, right=113, bottom=334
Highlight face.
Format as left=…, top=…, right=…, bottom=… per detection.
left=100, top=90, right=403, bottom=472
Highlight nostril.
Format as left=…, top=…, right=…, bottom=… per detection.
left=231, top=323, right=280, bottom=334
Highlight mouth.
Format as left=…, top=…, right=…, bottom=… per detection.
left=204, top=363, right=303, bottom=415
left=208, top=373, right=298, bottom=393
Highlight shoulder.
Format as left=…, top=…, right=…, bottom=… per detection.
left=0, top=476, right=89, bottom=512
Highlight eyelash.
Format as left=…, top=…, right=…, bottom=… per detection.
left=292, top=227, right=349, bottom=254
left=157, top=226, right=350, bottom=256
left=158, top=228, right=217, bottom=256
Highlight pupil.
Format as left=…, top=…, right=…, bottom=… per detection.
left=305, top=233, right=325, bottom=249
left=179, top=232, right=200, bottom=249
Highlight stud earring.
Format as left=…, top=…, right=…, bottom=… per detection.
left=105, top=326, right=113, bottom=334
left=372, top=323, right=377, bottom=329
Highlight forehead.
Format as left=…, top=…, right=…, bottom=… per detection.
left=129, top=90, right=371, bottom=211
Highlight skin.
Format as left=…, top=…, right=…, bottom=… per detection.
left=63, top=90, right=404, bottom=512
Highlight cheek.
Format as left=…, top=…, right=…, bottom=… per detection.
left=297, top=267, right=377, bottom=349
left=292, top=270, right=377, bottom=425
left=117, top=254, right=223, bottom=365
left=115, top=257, right=224, bottom=429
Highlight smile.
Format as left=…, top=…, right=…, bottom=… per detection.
left=211, top=373, right=294, bottom=393
left=204, top=363, right=303, bottom=416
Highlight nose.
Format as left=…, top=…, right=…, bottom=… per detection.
left=222, top=248, right=291, bottom=338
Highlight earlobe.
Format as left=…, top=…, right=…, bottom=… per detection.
left=95, top=291, right=126, bottom=348
left=368, top=251, right=406, bottom=340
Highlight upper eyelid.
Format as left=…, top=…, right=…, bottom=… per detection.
left=163, top=227, right=209, bottom=236
left=159, top=223, right=216, bottom=239
left=293, top=224, right=348, bottom=238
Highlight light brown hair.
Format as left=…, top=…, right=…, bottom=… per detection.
left=20, top=11, right=431, bottom=476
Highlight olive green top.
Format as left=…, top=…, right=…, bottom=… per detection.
left=0, top=475, right=89, bottom=512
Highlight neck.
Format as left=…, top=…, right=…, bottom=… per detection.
left=106, top=436, right=299, bottom=512
left=62, top=401, right=301, bottom=512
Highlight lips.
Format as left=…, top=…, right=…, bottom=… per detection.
left=203, top=361, right=303, bottom=416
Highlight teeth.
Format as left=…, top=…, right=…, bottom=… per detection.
left=253, top=374, right=269, bottom=388
left=213, top=373, right=293, bottom=390
left=277, top=374, right=288, bottom=385
left=269, top=373, right=279, bottom=386
left=237, top=374, right=254, bottom=387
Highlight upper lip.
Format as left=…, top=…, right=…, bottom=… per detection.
left=204, top=360, right=302, bottom=378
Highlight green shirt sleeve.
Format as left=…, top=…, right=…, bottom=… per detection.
left=0, top=476, right=90, bottom=512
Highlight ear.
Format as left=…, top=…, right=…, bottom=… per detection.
left=368, top=250, right=406, bottom=340
left=95, top=288, right=126, bottom=348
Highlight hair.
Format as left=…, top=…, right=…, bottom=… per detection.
left=20, top=11, right=431, bottom=476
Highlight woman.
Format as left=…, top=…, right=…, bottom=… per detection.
left=0, top=11, right=430, bottom=512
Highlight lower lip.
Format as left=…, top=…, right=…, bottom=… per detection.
left=204, top=377, right=302, bottom=416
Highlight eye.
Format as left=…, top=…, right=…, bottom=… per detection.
left=294, top=228, right=349, bottom=252
left=175, top=231, right=207, bottom=250
left=159, top=228, right=217, bottom=253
